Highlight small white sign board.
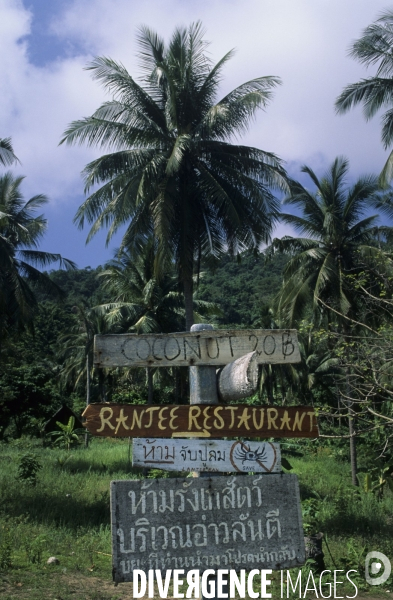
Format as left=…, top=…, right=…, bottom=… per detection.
left=133, top=438, right=281, bottom=473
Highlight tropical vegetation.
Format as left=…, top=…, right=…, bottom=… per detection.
left=267, top=156, right=393, bottom=327
left=336, top=9, right=393, bottom=186
left=60, top=22, right=287, bottom=329
left=3, top=15, right=393, bottom=597
left=0, top=172, right=76, bottom=341
left=0, top=137, right=18, bottom=167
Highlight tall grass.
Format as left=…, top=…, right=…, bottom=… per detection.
left=1, top=437, right=393, bottom=597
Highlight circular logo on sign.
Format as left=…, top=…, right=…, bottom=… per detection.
left=229, top=441, right=277, bottom=472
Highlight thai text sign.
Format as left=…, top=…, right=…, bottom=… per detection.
left=94, top=329, right=300, bottom=368
left=83, top=404, right=319, bottom=439
left=110, top=474, right=305, bottom=582
left=133, top=439, right=281, bottom=473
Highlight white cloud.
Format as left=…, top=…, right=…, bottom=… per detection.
left=0, top=0, right=391, bottom=265
left=50, top=0, right=390, bottom=176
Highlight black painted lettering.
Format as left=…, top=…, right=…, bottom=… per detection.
left=183, top=337, right=201, bottom=359
left=206, top=338, right=219, bottom=359
left=152, top=338, right=162, bottom=360
left=121, top=339, right=136, bottom=361
left=282, top=332, right=295, bottom=357
left=136, top=339, right=151, bottom=360
left=249, top=334, right=258, bottom=352
left=164, top=337, right=181, bottom=361
left=263, top=335, right=276, bottom=356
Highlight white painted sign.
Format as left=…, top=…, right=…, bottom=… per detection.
left=94, top=329, right=300, bottom=368
left=133, top=438, right=281, bottom=473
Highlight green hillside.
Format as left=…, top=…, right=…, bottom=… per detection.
left=196, top=253, right=287, bottom=327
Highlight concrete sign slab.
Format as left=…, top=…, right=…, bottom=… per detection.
left=110, top=474, right=305, bottom=582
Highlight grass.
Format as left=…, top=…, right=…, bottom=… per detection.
left=1, top=436, right=393, bottom=598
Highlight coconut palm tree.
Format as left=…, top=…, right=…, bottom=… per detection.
left=267, top=156, right=393, bottom=486
left=98, top=240, right=184, bottom=336
left=0, top=138, right=18, bottom=167
left=97, top=238, right=221, bottom=402
left=335, top=10, right=393, bottom=186
left=0, top=172, right=76, bottom=337
left=267, top=157, right=393, bottom=328
left=59, top=304, right=109, bottom=405
left=60, top=22, right=287, bottom=329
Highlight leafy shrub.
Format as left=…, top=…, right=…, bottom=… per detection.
left=24, top=533, right=47, bottom=564
left=302, top=498, right=322, bottom=535
left=49, top=417, right=85, bottom=451
left=16, top=453, right=42, bottom=486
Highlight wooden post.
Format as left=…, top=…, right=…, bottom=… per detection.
left=190, top=324, right=226, bottom=600
left=85, top=354, right=90, bottom=448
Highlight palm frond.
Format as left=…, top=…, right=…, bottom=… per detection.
left=0, top=138, right=19, bottom=166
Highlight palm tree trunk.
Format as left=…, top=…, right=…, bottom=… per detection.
left=345, top=367, right=358, bottom=486
left=85, top=354, right=91, bottom=448
left=349, top=405, right=358, bottom=486
left=342, top=321, right=358, bottom=486
left=184, top=274, right=194, bottom=331
left=98, top=370, right=106, bottom=402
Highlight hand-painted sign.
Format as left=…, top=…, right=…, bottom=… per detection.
left=132, top=439, right=281, bottom=473
left=83, top=403, right=319, bottom=439
left=111, top=474, right=305, bottom=582
left=94, top=329, right=300, bottom=368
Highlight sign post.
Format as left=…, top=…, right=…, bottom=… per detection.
left=189, top=323, right=221, bottom=600
left=87, top=323, right=311, bottom=595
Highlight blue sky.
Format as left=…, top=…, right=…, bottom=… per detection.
left=1, top=0, right=392, bottom=268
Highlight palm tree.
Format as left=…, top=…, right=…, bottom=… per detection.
left=0, top=172, right=76, bottom=337
left=267, top=157, right=393, bottom=328
left=59, top=304, right=110, bottom=405
left=97, top=239, right=220, bottom=402
left=335, top=10, right=393, bottom=186
left=257, top=307, right=339, bottom=406
left=267, top=156, right=393, bottom=486
left=98, top=240, right=184, bottom=336
left=0, top=138, right=18, bottom=167
left=60, top=22, right=286, bottom=329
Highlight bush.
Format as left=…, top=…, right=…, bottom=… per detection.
left=16, top=453, right=42, bottom=486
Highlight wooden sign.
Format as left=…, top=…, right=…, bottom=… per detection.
left=83, top=403, right=319, bottom=439
left=111, top=474, right=305, bottom=582
left=94, top=329, right=300, bottom=368
left=133, top=439, right=281, bottom=473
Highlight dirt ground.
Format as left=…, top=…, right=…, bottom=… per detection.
left=1, top=573, right=133, bottom=600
